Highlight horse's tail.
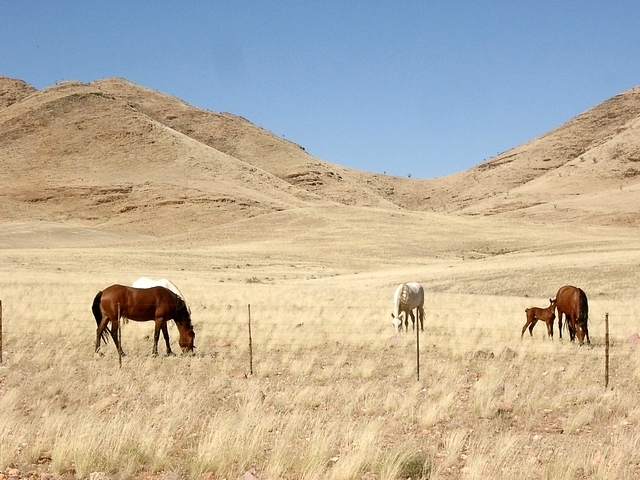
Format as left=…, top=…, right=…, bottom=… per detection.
left=92, top=290, right=111, bottom=344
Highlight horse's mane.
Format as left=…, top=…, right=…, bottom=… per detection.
left=400, top=283, right=410, bottom=304
left=579, top=288, right=589, bottom=323
left=175, top=296, right=190, bottom=320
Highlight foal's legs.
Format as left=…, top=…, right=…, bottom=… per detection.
left=521, top=310, right=536, bottom=339
left=528, top=318, right=538, bottom=336
left=418, top=306, right=425, bottom=331
left=526, top=319, right=538, bottom=337
left=529, top=317, right=539, bottom=337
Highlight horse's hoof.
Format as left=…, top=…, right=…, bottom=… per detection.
left=166, top=352, right=175, bottom=357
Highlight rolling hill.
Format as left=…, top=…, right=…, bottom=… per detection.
left=2, top=75, right=640, bottom=238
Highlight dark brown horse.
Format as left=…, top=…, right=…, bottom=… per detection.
left=556, top=285, right=590, bottom=345
left=92, top=285, right=195, bottom=356
left=521, top=298, right=557, bottom=339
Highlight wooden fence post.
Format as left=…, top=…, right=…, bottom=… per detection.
left=416, top=315, right=420, bottom=382
left=605, top=312, right=609, bottom=390
left=118, top=303, right=122, bottom=369
left=248, top=304, right=253, bottom=375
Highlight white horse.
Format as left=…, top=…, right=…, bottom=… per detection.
left=391, top=282, right=425, bottom=334
left=132, top=277, right=190, bottom=312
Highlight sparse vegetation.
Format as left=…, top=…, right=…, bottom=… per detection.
left=2, top=76, right=640, bottom=479
left=1, top=251, right=640, bottom=479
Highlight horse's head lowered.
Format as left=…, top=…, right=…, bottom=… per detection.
left=175, top=298, right=195, bottom=353
left=391, top=311, right=405, bottom=334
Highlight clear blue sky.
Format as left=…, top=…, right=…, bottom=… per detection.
left=2, top=2, right=640, bottom=179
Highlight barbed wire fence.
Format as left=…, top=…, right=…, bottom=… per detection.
left=2, top=296, right=638, bottom=389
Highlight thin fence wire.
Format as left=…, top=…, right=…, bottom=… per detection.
left=2, top=300, right=638, bottom=351
left=1, top=301, right=638, bottom=322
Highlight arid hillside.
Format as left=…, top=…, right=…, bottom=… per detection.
left=2, top=75, right=640, bottom=236
left=434, top=86, right=640, bottom=227
left=3, top=76, right=640, bottom=480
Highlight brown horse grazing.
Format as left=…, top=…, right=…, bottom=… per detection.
left=92, top=285, right=195, bottom=356
left=555, top=285, right=590, bottom=345
left=521, top=298, right=557, bottom=339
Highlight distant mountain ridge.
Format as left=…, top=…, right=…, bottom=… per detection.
left=2, top=75, right=640, bottom=235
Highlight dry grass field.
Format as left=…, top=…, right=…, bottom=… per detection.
left=1, top=76, right=640, bottom=480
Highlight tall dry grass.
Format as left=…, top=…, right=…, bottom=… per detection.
left=1, top=257, right=640, bottom=479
